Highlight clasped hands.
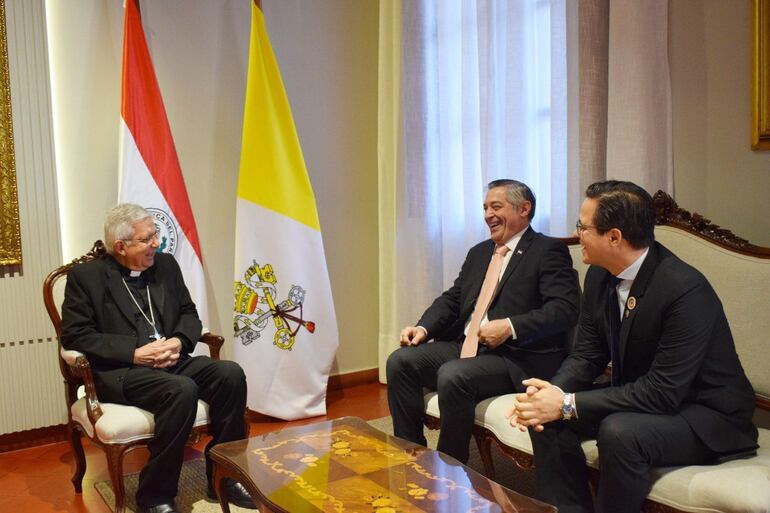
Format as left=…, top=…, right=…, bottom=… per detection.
left=505, top=378, right=565, bottom=432
left=133, top=337, right=182, bottom=368
left=398, top=319, right=512, bottom=348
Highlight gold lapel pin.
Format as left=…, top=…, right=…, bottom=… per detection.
left=627, top=296, right=637, bottom=310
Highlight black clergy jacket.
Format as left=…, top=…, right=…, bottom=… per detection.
left=61, top=253, right=202, bottom=404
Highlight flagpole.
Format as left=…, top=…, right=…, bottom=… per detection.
left=234, top=0, right=340, bottom=420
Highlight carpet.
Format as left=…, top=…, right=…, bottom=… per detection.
left=94, top=459, right=253, bottom=513
left=95, top=416, right=537, bottom=512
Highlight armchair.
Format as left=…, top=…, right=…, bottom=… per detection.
left=43, top=240, right=224, bottom=513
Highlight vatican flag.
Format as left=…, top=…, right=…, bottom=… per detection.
left=233, top=1, right=339, bottom=420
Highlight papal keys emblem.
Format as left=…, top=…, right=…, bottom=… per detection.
left=233, top=261, right=315, bottom=351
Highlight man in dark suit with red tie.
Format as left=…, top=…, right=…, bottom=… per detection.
left=510, top=181, right=758, bottom=513
left=386, top=179, right=581, bottom=464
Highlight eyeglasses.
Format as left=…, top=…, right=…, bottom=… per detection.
left=575, top=221, right=597, bottom=236
left=123, top=231, right=160, bottom=246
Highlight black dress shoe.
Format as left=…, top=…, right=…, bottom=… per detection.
left=208, top=478, right=257, bottom=509
left=137, top=502, right=180, bottom=513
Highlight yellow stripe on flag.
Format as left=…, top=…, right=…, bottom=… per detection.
left=238, top=3, right=320, bottom=231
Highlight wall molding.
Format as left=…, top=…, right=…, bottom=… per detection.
left=0, top=424, right=67, bottom=453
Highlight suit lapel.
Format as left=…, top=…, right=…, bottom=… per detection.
left=146, top=272, right=166, bottom=333
left=618, top=243, right=660, bottom=367
left=498, top=227, right=534, bottom=290
left=105, top=261, right=140, bottom=327
left=461, top=241, right=495, bottom=321
left=596, top=270, right=614, bottom=350
left=462, top=227, right=535, bottom=318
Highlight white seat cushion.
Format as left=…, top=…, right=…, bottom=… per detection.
left=425, top=390, right=770, bottom=512
left=71, top=398, right=210, bottom=444
left=647, top=428, right=770, bottom=513
left=473, top=394, right=600, bottom=466
left=424, top=390, right=439, bottom=417
left=424, top=392, right=599, bottom=464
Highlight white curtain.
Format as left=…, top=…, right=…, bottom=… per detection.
left=377, top=0, right=578, bottom=380
left=580, top=0, right=672, bottom=194
left=605, top=0, right=673, bottom=194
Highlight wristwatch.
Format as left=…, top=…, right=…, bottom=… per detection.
left=561, top=393, right=576, bottom=421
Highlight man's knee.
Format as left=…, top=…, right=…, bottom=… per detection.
left=597, top=413, right=641, bottom=458
left=164, top=376, right=199, bottom=411
left=215, top=360, right=247, bottom=391
left=436, top=360, right=467, bottom=395
left=386, top=347, right=412, bottom=380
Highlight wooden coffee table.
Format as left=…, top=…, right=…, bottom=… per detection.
left=210, top=416, right=556, bottom=513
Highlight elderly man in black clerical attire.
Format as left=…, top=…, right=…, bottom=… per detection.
left=61, top=203, right=256, bottom=513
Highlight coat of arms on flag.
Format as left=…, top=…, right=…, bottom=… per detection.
left=233, top=259, right=316, bottom=350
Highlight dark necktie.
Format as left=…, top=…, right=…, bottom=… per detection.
left=607, top=275, right=623, bottom=386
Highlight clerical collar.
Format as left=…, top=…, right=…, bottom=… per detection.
left=110, top=256, right=145, bottom=279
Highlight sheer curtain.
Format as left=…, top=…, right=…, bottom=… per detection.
left=580, top=0, right=673, bottom=194
left=378, top=0, right=579, bottom=379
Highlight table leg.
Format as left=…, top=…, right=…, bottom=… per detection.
left=211, top=465, right=231, bottom=513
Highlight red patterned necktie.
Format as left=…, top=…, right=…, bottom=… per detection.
left=460, top=244, right=510, bottom=358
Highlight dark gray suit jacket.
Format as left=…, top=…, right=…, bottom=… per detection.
left=417, top=227, right=581, bottom=382
left=61, top=253, right=202, bottom=404
left=553, top=242, right=758, bottom=456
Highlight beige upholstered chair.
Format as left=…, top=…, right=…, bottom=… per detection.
left=423, top=192, right=770, bottom=513
left=43, top=241, right=224, bottom=513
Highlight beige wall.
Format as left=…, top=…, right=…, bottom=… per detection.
left=47, top=0, right=379, bottom=375
left=670, top=0, right=770, bottom=246
left=264, top=0, right=380, bottom=374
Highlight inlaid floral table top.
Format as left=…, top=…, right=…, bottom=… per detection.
left=210, top=416, right=556, bottom=513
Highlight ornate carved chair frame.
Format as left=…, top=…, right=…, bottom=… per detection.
left=43, top=241, right=224, bottom=513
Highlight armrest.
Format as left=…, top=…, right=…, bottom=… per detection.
left=60, top=348, right=103, bottom=425
left=60, top=348, right=85, bottom=365
left=200, top=332, right=224, bottom=360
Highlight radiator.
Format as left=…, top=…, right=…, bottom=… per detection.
left=0, top=338, right=67, bottom=434
left=0, top=0, right=66, bottom=434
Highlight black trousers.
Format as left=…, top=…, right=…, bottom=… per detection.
left=386, top=341, right=523, bottom=463
left=533, top=411, right=716, bottom=513
left=122, top=356, right=247, bottom=509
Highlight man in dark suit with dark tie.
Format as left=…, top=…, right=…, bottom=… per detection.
left=61, top=204, right=256, bottom=513
left=386, top=179, right=580, bottom=463
left=510, top=181, right=758, bottom=513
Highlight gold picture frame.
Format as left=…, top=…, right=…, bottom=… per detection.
left=752, top=0, right=770, bottom=150
left=0, top=0, right=21, bottom=267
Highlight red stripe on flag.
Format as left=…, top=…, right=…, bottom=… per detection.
left=121, top=0, right=203, bottom=261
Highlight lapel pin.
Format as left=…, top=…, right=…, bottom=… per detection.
left=627, top=296, right=637, bottom=310
left=516, top=249, right=523, bottom=255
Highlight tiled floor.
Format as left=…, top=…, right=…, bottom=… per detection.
left=0, top=382, right=389, bottom=513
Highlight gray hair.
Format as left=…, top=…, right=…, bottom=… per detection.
left=487, top=179, right=536, bottom=221
left=104, top=203, right=153, bottom=254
